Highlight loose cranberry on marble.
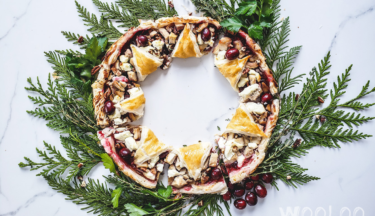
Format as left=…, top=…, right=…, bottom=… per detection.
left=245, top=192, right=258, bottom=206
left=225, top=48, right=239, bottom=60
left=211, top=168, right=222, bottom=180
left=118, top=148, right=132, bottom=162
left=261, top=93, right=273, bottom=103
left=201, top=28, right=211, bottom=41
left=104, top=101, right=115, bottom=114
left=233, top=185, right=245, bottom=197
left=261, top=173, right=273, bottom=183
left=255, top=184, right=267, bottom=198
left=244, top=180, right=255, bottom=190
left=250, top=175, right=260, bottom=181
left=137, top=35, right=148, bottom=46
left=234, top=198, right=247, bottom=210
left=222, top=191, right=231, bottom=201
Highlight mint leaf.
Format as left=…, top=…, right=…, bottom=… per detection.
left=157, top=185, right=172, bottom=198
left=124, top=203, right=150, bottom=216
left=111, top=187, right=122, bottom=208
left=235, top=0, right=257, bottom=16
left=220, top=16, right=244, bottom=33
left=100, top=153, right=116, bottom=174
left=248, top=24, right=264, bottom=40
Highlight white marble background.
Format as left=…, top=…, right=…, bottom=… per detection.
left=1, top=0, right=375, bottom=215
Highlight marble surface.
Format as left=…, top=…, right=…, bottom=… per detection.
left=1, top=0, right=375, bottom=215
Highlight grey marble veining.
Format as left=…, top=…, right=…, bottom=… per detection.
left=0, top=0, right=375, bottom=215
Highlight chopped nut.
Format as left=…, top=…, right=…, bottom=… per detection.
left=128, top=71, right=137, bottom=81
left=165, top=152, right=177, bottom=164
left=244, top=147, right=254, bottom=158
left=138, top=162, right=148, bottom=168
left=78, top=163, right=84, bottom=168
left=217, top=37, right=232, bottom=51
left=295, top=94, right=300, bottom=101
left=249, top=75, right=257, bottom=85
left=175, top=23, right=184, bottom=31
left=209, top=27, right=215, bottom=32
left=196, top=23, right=208, bottom=32
left=133, top=127, right=141, bottom=140
left=150, top=167, right=157, bottom=175
left=159, top=28, right=170, bottom=40
left=246, top=61, right=258, bottom=69
left=317, top=96, right=324, bottom=103
left=233, top=40, right=243, bottom=51
left=261, top=82, right=269, bottom=93
left=77, top=36, right=84, bottom=43
left=169, top=32, right=177, bottom=44
left=125, top=49, right=133, bottom=58
left=91, top=65, right=101, bottom=75
left=320, top=116, right=326, bottom=123
left=128, top=113, right=137, bottom=121
left=287, top=175, right=292, bottom=180
left=209, top=153, right=218, bottom=167
left=183, top=174, right=190, bottom=180
left=171, top=176, right=188, bottom=188
left=292, top=139, right=302, bottom=148
left=266, top=104, right=271, bottom=112
left=150, top=30, right=158, bottom=37
left=198, top=200, right=204, bottom=207
left=200, top=172, right=210, bottom=184
left=232, top=146, right=238, bottom=153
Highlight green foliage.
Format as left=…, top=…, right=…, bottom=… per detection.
left=191, top=0, right=236, bottom=22
left=101, top=153, right=117, bottom=174
left=61, top=31, right=92, bottom=49
left=111, top=187, right=122, bottom=208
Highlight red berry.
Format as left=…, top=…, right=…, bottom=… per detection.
left=245, top=192, right=258, bottom=206
left=222, top=191, right=231, bottom=201
left=261, top=173, right=273, bottom=183
left=225, top=48, right=239, bottom=60
left=255, top=184, right=267, bottom=198
left=227, top=181, right=235, bottom=192
left=211, top=168, right=222, bottom=180
left=231, top=161, right=238, bottom=169
left=234, top=198, right=247, bottom=210
left=233, top=185, right=245, bottom=197
left=250, top=175, right=260, bottom=181
left=244, top=180, right=255, bottom=190
left=137, top=35, right=148, bottom=46
left=118, top=148, right=132, bottom=162
left=104, top=101, right=115, bottom=114
left=201, top=28, right=211, bottom=41
left=261, top=93, right=273, bottom=103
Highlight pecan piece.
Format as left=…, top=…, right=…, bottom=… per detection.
left=91, top=65, right=101, bottom=75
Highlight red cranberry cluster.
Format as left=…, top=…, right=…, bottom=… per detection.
left=222, top=173, right=273, bottom=210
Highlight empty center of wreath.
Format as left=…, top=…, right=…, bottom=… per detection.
left=138, top=57, right=238, bottom=145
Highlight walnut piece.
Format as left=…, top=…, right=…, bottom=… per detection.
left=169, top=32, right=177, bottom=44
left=133, top=127, right=141, bottom=140
left=128, top=71, right=138, bottom=81
left=196, top=23, right=208, bottom=32
left=159, top=28, right=170, bottom=40
left=209, top=153, right=218, bottom=167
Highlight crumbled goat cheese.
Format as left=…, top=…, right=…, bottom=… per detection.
left=125, top=137, right=138, bottom=151
left=239, top=84, right=259, bottom=98
left=152, top=40, right=165, bottom=51
left=114, top=131, right=132, bottom=141
left=119, top=55, right=129, bottom=63
left=237, top=77, right=249, bottom=87
left=148, top=156, right=159, bottom=169
left=246, top=102, right=266, bottom=114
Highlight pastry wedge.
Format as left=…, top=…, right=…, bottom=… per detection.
left=165, top=142, right=228, bottom=195
left=98, top=126, right=172, bottom=189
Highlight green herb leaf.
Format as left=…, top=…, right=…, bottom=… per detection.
left=217, top=126, right=221, bottom=131
left=100, top=153, right=116, bottom=174
left=235, top=0, right=257, bottom=16
left=111, top=187, right=122, bottom=208
left=220, top=16, right=244, bottom=33
left=157, top=185, right=172, bottom=198
left=248, top=24, right=264, bottom=40
left=124, top=203, right=150, bottom=216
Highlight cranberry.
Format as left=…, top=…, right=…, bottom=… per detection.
left=104, top=101, right=115, bottom=114
left=227, top=181, right=235, bottom=192
left=222, top=191, right=231, bottom=201
left=225, top=48, right=239, bottom=60
left=234, top=198, right=247, bottom=210
left=211, top=168, right=222, bottom=180
left=231, top=161, right=238, bottom=169
left=255, top=184, right=267, bottom=198
left=245, top=192, right=258, bottom=206
left=201, top=28, right=211, bottom=41
left=233, top=185, right=245, bottom=197
left=261, top=173, right=273, bottom=183
left=137, top=35, right=148, bottom=47
left=250, top=175, right=260, bottom=181
left=244, top=180, right=255, bottom=190
left=118, top=148, right=132, bottom=162
left=261, top=93, right=273, bottom=103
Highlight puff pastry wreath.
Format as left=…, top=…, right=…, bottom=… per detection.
left=93, top=16, right=279, bottom=192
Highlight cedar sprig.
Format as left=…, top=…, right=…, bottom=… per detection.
left=60, top=31, right=92, bottom=49
left=93, top=0, right=139, bottom=28
left=191, top=0, right=236, bottom=22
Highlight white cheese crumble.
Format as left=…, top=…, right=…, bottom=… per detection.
left=237, top=77, right=249, bottom=87
left=152, top=40, right=164, bottom=51
left=224, top=139, right=245, bottom=160
left=120, top=63, right=132, bottom=71
left=114, top=131, right=132, bottom=141
left=237, top=155, right=245, bottom=167
left=140, top=46, right=154, bottom=53
left=128, top=87, right=142, bottom=98
left=205, top=38, right=214, bottom=47
left=197, top=34, right=204, bottom=45
left=156, top=163, right=164, bottom=172
left=112, top=95, right=123, bottom=103
left=216, top=51, right=226, bottom=61
left=248, top=142, right=258, bottom=149
left=113, top=118, right=128, bottom=125
left=168, top=168, right=185, bottom=178
left=108, top=109, right=121, bottom=120
left=148, top=156, right=159, bottom=169
left=246, top=102, right=266, bottom=114
left=119, top=55, right=129, bottom=63
left=144, top=170, right=156, bottom=180
left=239, top=84, right=259, bottom=98
left=218, top=137, right=227, bottom=149
left=125, top=137, right=138, bottom=151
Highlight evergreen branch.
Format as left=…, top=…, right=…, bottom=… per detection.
left=260, top=0, right=281, bottom=50
left=61, top=31, right=92, bottom=49
left=93, top=0, right=139, bottom=28
left=338, top=80, right=375, bottom=110
left=266, top=17, right=290, bottom=68
left=191, top=0, right=235, bottom=22
left=75, top=0, right=122, bottom=39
